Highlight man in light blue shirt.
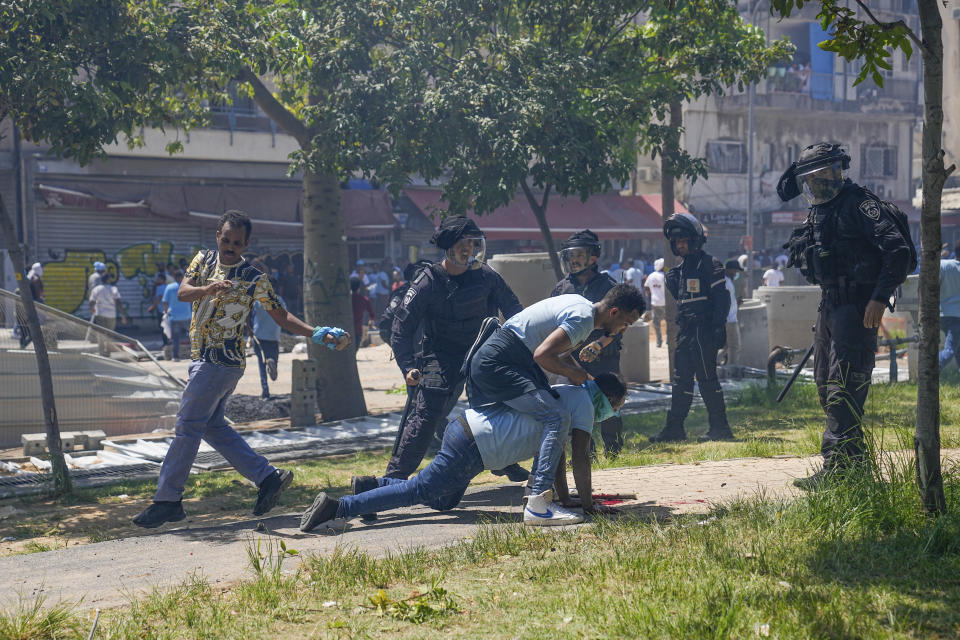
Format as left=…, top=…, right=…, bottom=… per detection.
left=940, top=242, right=960, bottom=374
left=299, top=373, right=627, bottom=531
left=251, top=284, right=287, bottom=398
left=464, top=285, right=644, bottom=514
left=162, top=271, right=193, bottom=361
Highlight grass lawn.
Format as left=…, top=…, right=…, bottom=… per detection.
left=3, top=379, right=960, bottom=638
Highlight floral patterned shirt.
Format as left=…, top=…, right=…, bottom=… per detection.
left=185, top=250, right=280, bottom=367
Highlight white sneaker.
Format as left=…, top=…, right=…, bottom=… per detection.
left=523, top=490, right=584, bottom=526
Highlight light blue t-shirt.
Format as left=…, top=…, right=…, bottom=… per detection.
left=253, top=296, right=286, bottom=341
left=161, top=283, right=192, bottom=323
left=468, top=385, right=594, bottom=471
left=502, top=294, right=595, bottom=353
left=941, top=259, right=960, bottom=318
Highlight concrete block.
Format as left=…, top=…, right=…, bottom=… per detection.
left=84, top=430, right=106, bottom=450
left=21, top=432, right=76, bottom=456
left=62, top=431, right=88, bottom=449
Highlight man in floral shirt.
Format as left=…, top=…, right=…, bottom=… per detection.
left=134, top=210, right=351, bottom=529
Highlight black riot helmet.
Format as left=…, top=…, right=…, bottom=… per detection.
left=559, top=229, right=602, bottom=276
left=663, top=213, right=706, bottom=256
left=777, top=142, right=851, bottom=204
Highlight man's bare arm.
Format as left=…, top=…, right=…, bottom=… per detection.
left=533, top=327, right=590, bottom=385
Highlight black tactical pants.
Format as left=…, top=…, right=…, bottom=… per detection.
left=666, top=325, right=730, bottom=435
left=385, top=377, right=465, bottom=480
left=813, top=298, right=878, bottom=470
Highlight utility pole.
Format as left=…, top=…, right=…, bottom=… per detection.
left=745, top=0, right=766, bottom=295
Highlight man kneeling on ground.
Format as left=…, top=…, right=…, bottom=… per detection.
left=300, top=373, right=627, bottom=531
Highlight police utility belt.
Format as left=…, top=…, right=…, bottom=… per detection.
left=820, top=279, right=874, bottom=306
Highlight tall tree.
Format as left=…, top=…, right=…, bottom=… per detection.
left=770, top=0, right=953, bottom=513
left=0, top=0, right=203, bottom=494
left=412, top=0, right=791, bottom=279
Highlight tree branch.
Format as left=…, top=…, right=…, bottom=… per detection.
left=238, top=67, right=311, bottom=148
left=852, top=0, right=925, bottom=52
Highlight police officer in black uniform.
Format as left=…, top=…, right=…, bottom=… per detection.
left=549, top=230, right=625, bottom=457
left=778, top=143, right=913, bottom=489
left=649, top=213, right=735, bottom=443
left=388, top=216, right=523, bottom=480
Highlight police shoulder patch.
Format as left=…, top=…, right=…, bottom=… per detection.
left=403, top=286, right=418, bottom=307
left=859, top=199, right=881, bottom=221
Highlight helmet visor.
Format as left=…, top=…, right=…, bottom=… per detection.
left=446, top=235, right=486, bottom=269
left=796, top=162, right=844, bottom=205
left=560, top=246, right=596, bottom=276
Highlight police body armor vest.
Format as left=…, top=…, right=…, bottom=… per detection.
left=424, top=264, right=494, bottom=356
left=803, top=184, right=883, bottom=289
left=667, top=252, right=716, bottom=326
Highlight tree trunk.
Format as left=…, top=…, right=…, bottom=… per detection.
left=521, top=182, right=563, bottom=280
left=661, top=100, right=684, bottom=377
left=301, top=170, right=368, bottom=419
left=914, top=0, right=949, bottom=514
left=0, top=194, right=72, bottom=494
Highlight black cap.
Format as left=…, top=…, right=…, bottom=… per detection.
left=430, top=216, right=483, bottom=250
left=724, top=259, right=743, bottom=271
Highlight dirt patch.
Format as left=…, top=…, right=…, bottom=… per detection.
left=225, top=393, right=291, bottom=422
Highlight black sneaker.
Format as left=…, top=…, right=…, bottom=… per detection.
left=300, top=492, right=340, bottom=532
left=649, top=430, right=686, bottom=444
left=253, top=469, right=293, bottom=516
left=132, top=500, right=186, bottom=529
left=697, top=430, right=737, bottom=443
left=491, top=463, right=530, bottom=483
left=351, top=475, right=379, bottom=523
left=793, top=468, right=836, bottom=491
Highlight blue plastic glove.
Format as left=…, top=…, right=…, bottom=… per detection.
left=312, top=326, right=347, bottom=350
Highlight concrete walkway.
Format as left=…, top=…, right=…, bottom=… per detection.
left=0, top=453, right=820, bottom=611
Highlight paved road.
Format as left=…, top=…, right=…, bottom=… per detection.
left=0, top=454, right=819, bottom=610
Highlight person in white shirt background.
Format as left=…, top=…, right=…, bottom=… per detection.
left=722, top=259, right=743, bottom=365
left=644, top=258, right=667, bottom=347
left=624, top=258, right=645, bottom=290
left=89, top=273, right=127, bottom=356
left=763, top=264, right=785, bottom=287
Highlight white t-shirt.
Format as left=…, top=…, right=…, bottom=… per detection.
left=645, top=270, right=666, bottom=307
left=625, top=267, right=645, bottom=289
left=763, top=268, right=785, bottom=287
left=725, top=276, right=738, bottom=323
left=90, top=284, right=121, bottom=318
left=503, top=294, right=595, bottom=352
left=775, top=253, right=789, bottom=268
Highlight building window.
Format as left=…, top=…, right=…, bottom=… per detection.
left=706, top=141, right=747, bottom=174
left=861, top=146, right=898, bottom=178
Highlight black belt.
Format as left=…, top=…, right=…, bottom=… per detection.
left=457, top=413, right=474, bottom=440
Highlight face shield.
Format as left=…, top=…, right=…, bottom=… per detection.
left=796, top=162, right=844, bottom=205
left=559, top=246, right=597, bottom=276
left=446, top=235, right=486, bottom=270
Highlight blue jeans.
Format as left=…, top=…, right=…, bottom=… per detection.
left=939, top=316, right=960, bottom=373
left=154, top=361, right=276, bottom=502
left=336, top=416, right=485, bottom=519
left=170, top=320, right=190, bottom=360
left=252, top=338, right=280, bottom=396
left=503, top=389, right=571, bottom=495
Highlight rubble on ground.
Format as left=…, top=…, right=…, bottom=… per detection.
left=225, top=393, right=291, bottom=423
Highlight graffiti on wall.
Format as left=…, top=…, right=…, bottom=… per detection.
left=39, top=243, right=303, bottom=317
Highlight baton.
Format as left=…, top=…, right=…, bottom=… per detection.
left=776, top=342, right=815, bottom=403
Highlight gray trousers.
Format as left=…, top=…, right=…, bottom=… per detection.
left=155, top=361, right=275, bottom=502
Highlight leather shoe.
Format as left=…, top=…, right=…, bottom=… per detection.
left=253, top=469, right=293, bottom=516
left=132, top=500, right=186, bottom=529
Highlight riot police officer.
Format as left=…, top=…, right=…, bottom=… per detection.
left=550, top=229, right=625, bottom=457
left=388, top=216, right=523, bottom=480
left=649, top=213, right=735, bottom=443
left=778, top=143, right=913, bottom=489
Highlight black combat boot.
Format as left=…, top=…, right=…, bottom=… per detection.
left=649, top=412, right=687, bottom=443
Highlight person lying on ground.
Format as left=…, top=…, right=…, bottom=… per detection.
left=299, top=372, right=628, bottom=531
left=462, top=284, right=644, bottom=513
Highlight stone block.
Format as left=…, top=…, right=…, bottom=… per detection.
left=21, top=432, right=76, bottom=456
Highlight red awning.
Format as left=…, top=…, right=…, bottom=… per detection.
left=36, top=181, right=397, bottom=238
left=403, top=188, right=683, bottom=240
